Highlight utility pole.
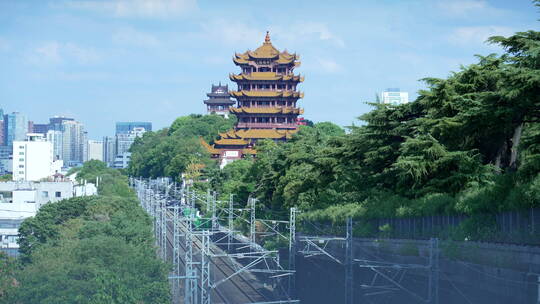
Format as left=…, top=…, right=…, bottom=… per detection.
left=206, top=189, right=211, bottom=215
left=428, top=238, right=439, bottom=304
left=228, top=194, right=234, bottom=252
left=250, top=197, right=256, bottom=249
left=172, top=204, right=180, bottom=303
left=184, top=211, right=197, bottom=304
left=345, top=217, right=353, bottom=304
left=161, top=196, right=167, bottom=261
left=289, top=207, right=297, bottom=298
left=201, top=230, right=211, bottom=304
left=211, top=191, right=217, bottom=230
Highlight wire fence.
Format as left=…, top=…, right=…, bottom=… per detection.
left=299, top=208, right=540, bottom=246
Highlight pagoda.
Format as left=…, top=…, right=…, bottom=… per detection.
left=203, top=83, right=235, bottom=118
left=203, top=31, right=304, bottom=167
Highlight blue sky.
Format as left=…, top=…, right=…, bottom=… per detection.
left=0, top=0, right=538, bottom=139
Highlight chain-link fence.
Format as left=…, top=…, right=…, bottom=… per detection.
left=299, top=208, right=540, bottom=245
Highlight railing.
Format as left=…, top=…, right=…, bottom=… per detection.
left=299, top=208, right=540, bottom=246
left=236, top=122, right=297, bottom=129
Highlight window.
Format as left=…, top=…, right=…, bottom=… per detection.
left=42, top=191, right=48, bottom=198
left=18, top=165, right=24, bottom=168
left=55, top=191, right=61, bottom=198
left=19, top=145, right=24, bottom=149
left=19, top=152, right=24, bottom=155
left=18, top=171, right=24, bottom=174
left=19, top=158, right=24, bottom=161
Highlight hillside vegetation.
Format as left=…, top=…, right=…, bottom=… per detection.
left=129, top=25, right=540, bottom=225
left=0, top=160, right=170, bottom=304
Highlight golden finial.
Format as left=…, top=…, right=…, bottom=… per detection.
left=264, top=31, right=270, bottom=44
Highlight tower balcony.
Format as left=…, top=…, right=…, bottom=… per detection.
left=236, top=122, right=298, bottom=129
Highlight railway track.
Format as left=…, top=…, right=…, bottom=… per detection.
left=164, top=209, right=270, bottom=304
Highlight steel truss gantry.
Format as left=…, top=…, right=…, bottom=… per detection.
left=296, top=217, right=440, bottom=304
left=132, top=177, right=299, bottom=304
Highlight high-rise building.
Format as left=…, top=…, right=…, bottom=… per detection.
left=86, top=140, right=103, bottom=161
left=46, top=130, right=63, bottom=161
left=32, top=123, right=50, bottom=135
left=115, top=122, right=152, bottom=135
left=61, top=120, right=86, bottom=166
left=49, top=116, right=74, bottom=131
left=381, top=88, right=409, bottom=105
left=12, top=134, right=61, bottom=181
left=0, top=146, right=12, bottom=174
left=102, top=136, right=115, bottom=167
left=4, top=112, right=28, bottom=147
left=203, top=32, right=304, bottom=167
left=0, top=109, right=4, bottom=146
left=203, top=83, right=235, bottom=118
left=115, top=127, right=145, bottom=156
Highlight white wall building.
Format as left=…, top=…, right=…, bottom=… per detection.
left=116, top=127, right=146, bottom=156
left=113, top=152, right=131, bottom=169
left=381, top=88, right=409, bottom=105
left=12, top=133, right=61, bottom=181
left=87, top=140, right=103, bottom=161
left=74, top=182, right=98, bottom=196
left=0, top=180, right=81, bottom=256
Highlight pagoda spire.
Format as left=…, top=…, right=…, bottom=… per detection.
left=264, top=31, right=271, bottom=44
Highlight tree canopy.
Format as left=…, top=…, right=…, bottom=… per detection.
left=1, top=162, right=170, bottom=304
left=128, top=114, right=235, bottom=181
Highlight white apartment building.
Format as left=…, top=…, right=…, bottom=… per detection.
left=113, top=152, right=131, bottom=169
left=0, top=181, right=77, bottom=257
left=381, top=88, right=409, bottom=105
left=12, top=134, right=61, bottom=181
left=87, top=140, right=103, bottom=161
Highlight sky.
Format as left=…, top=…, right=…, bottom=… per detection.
left=0, top=0, right=538, bottom=139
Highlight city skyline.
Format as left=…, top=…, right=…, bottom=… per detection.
left=0, top=0, right=538, bottom=138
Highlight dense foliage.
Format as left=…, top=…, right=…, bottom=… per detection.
left=128, top=114, right=235, bottom=180
left=127, top=8, right=540, bottom=231
left=1, top=161, right=170, bottom=304
left=207, top=25, right=540, bottom=223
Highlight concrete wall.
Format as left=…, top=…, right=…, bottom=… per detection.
left=296, top=237, right=540, bottom=304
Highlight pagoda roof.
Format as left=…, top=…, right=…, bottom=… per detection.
left=230, top=72, right=304, bottom=82
left=219, top=128, right=298, bottom=140
left=233, top=32, right=300, bottom=65
left=207, top=92, right=231, bottom=97
left=229, top=107, right=303, bottom=115
left=199, top=138, right=220, bottom=154
left=211, top=83, right=228, bottom=92
left=204, top=98, right=235, bottom=105
left=214, top=138, right=249, bottom=146
left=230, top=90, right=303, bottom=98
left=243, top=148, right=257, bottom=155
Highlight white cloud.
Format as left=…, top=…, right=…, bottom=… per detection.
left=34, top=42, right=62, bottom=64
left=315, top=58, right=343, bottom=73
left=63, top=0, right=197, bottom=18
left=198, top=20, right=344, bottom=51
left=199, top=20, right=265, bottom=47
left=112, top=27, right=160, bottom=47
left=273, top=22, right=345, bottom=48
left=27, top=42, right=100, bottom=65
left=448, top=26, right=514, bottom=46
left=437, top=0, right=487, bottom=16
